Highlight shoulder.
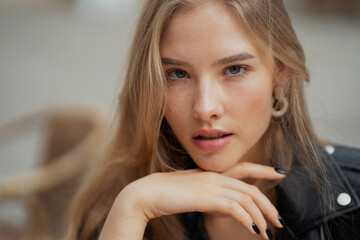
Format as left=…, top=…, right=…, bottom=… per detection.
left=321, top=144, right=360, bottom=199
left=320, top=144, right=360, bottom=239
left=324, top=144, right=360, bottom=169
left=277, top=143, right=360, bottom=239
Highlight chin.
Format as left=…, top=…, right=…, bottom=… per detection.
left=192, top=154, right=238, bottom=172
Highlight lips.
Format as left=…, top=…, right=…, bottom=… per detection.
left=192, top=129, right=233, bottom=152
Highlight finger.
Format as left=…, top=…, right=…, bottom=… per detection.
left=244, top=184, right=283, bottom=229
left=222, top=162, right=287, bottom=180
left=210, top=186, right=270, bottom=239
left=214, top=175, right=283, bottom=229
left=194, top=194, right=262, bottom=236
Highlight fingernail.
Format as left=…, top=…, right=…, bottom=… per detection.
left=266, top=226, right=273, bottom=240
left=252, top=222, right=260, bottom=234
left=278, top=214, right=287, bottom=227
left=275, top=168, right=288, bottom=175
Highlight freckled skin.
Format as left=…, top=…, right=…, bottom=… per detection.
left=161, top=2, right=276, bottom=172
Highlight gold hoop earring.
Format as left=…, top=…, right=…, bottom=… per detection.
left=272, top=86, right=288, bottom=118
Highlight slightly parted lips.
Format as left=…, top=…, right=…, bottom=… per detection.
left=192, top=129, right=233, bottom=152
left=195, top=133, right=232, bottom=140
left=192, top=129, right=233, bottom=140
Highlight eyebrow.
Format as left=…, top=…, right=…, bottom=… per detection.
left=161, top=58, right=191, bottom=67
left=214, top=53, right=255, bottom=66
left=161, top=53, right=255, bottom=67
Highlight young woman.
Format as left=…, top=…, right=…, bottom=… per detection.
left=67, top=0, right=360, bottom=239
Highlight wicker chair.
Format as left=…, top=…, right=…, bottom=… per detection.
left=0, top=104, right=109, bottom=240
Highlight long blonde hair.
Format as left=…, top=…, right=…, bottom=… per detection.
left=67, top=0, right=327, bottom=239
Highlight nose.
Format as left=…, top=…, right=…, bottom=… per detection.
left=192, top=78, right=224, bottom=121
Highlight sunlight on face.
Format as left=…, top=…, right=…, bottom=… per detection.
left=160, top=1, right=276, bottom=172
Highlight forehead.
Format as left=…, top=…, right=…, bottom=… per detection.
left=160, top=1, right=264, bottom=61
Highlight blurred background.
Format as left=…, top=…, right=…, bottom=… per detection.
left=0, top=0, right=359, bottom=239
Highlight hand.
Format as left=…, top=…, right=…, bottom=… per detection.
left=116, top=162, right=286, bottom=240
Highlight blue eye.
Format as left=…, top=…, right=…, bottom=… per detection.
left=167, top=70, right=189, bottom=80
left=225, top=65, right=243, bottom=75
left=223, top=65, right=250, bottom=79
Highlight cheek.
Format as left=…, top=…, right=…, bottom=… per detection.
left=165, top=104, right=177, bottom=128
left=165, top=83, right=194, bottom=117
left=246, top=92, right=272, bottom=116
left=165, top=95, right=185, bottom=121
left=236, top=83, right=273, bottom=120
left=164, top=93, right=190, bottom=132
left=165, top=108, right=180, bottom=140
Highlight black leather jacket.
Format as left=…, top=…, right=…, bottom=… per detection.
left=182, top=144, right=360, bottom=240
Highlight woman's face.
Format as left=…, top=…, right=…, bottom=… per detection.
left=161, top=2, right=277, bottom=172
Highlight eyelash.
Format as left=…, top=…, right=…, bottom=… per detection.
left=165, top=64, right=250, bottom=81
left=222, top=65, right=250, bottom=79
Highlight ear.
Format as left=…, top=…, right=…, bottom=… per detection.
left=273, top=60, right=288, bottom=87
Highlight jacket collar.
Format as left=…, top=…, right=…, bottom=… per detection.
left=276, top=145, right=360, bottom=238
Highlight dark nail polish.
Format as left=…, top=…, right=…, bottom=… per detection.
left=252, top=222, right=260, bottom=234
left=275, top=168, right=288, bottom=175
left=266, top=226, right=273, bottom=240
left=278, top=214, right=287, bottom=227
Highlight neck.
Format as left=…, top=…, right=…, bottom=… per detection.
left=243, top=135, right=270, bottom=164
left=237, top=136, right=271, bottom=185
